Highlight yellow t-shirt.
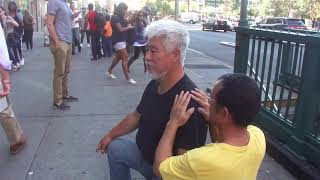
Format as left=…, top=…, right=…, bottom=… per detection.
left=159, top=125, right=266, bottom=180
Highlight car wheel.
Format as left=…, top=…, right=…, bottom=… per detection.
left=190, top=20, right=194, bottom=24
left=224, top=29, right=227, bottom=32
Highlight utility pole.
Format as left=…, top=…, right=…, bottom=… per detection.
left=187, top=0, right=190, bottom=12
left=175, top=0, right=179, bottom=20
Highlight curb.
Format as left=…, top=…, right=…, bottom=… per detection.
left=220, top=41, right=236, bottom=48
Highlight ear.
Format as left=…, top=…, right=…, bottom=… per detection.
left=223, top=107, right=230, bottom=119
left=173, top=48, right=181, bottom=62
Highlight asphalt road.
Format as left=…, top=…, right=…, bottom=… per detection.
left=185, top=23, right=236, bottom=67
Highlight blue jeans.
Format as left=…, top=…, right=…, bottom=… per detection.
left=107, top=138, right=161, bottom=180
left=102, top=36, right=112, bottom=57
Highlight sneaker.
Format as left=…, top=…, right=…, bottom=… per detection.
left=63, top=96, right=79, bottom=102
left=105, top=72, right=116, bottom=79
left=12, top=65, right=18, bottom=72
left=128, top=78, right=137, bottom=84
left=80, top=43, right=83, bottom=48
left=53, top=102, right=71, bottom=110
left=78, top=46, right=82, bottom=53
left=20, top=58, right=25, bottom=66
left=87, top=44, right=91, bottom=48
left=16, top=63, right=21, bottom=69
left=10, top=135, right=26, bottom=155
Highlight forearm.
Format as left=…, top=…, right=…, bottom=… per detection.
left=119, top=26, right=131, bottom=32
left=47, top=23, right=59, bottom=44
left=0, top=67, right=9, bottom=81
left=154, top=121, right=179, bottom=176
left=107, top=111, right=140, bottom=139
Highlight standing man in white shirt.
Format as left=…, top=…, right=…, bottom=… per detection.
left=70, top=1, right=82, bottom=55
left=0, top=23, right=26, bottom=154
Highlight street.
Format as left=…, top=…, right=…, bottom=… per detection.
left=185, top=23, right=236, bottom=67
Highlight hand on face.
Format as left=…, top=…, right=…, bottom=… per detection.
left=169, top=91, right=195, bottom=127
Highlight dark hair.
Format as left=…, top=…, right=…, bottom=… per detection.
left=88, top=3, right=93, bottom=10
left=70, top=1, right=75, bottom=7
left=8, top=1, right=17, bottom=12
left=216, top=73, right=261, bottom=127
left=105, top=14, right=110, bottom=21
left=114, top=2, right=128, bottom=17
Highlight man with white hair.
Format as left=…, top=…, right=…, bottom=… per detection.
left=96, top=20, right=208, bottom=180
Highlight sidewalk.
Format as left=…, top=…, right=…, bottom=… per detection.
left=0, top=33, right=296, bottom=180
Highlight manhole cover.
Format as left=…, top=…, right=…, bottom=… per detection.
left=185, top=64, right=229, bottom=69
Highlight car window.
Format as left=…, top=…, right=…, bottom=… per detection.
left=266, top=19, right=275, bottom=24
left=259, top=19, right=267, bottom=24
left=266, top=19, right=282, bottom=24
left=287, top=19, right=304, bottom=26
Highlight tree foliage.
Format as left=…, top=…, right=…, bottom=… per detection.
left=145, top=0, right=174, bottom=16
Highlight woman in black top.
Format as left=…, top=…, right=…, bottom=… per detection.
left=105, top=3, right=136, bottom=84
left=23, top=10, right=34, bottom=50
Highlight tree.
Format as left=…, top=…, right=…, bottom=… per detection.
left=224, top=0, right=240, bottom=17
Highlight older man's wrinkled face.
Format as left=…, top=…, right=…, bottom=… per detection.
left=145, top=37, right=178, bottom=80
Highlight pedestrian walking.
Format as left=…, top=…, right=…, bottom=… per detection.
left=0, top=22, right=27, bottom=155
left=0, top=7, right=20, bottom=71
left=23, top=10, right=34, bottom=50
left=105, top=3, right=136, bottom=84
left=70, top=1, right=82, bottom=55
left=47, top=0, right=80, bottom=110
left=8, top=2, right=24, bottom=67
left=84, top=3, right=102, bottom=60
left=301, top=16, right=305, bottom=24
left=102, top=14, right=112, bottom=58
left=80, top=9, right=91, bottom=48
left=128, top=11, right=147, bottom=73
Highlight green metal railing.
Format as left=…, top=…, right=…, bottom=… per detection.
left=234, top=27, right=320, bottom=168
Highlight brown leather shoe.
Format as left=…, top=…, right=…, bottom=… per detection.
left=10, top=135, right=27, bottom=155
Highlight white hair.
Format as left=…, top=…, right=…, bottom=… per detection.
left=144, top=20, right=190, bottom=65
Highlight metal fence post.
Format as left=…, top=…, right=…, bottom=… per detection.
left=288, top=43, right=320, bottom=160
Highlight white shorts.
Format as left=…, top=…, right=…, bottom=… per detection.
left=113, top=42, right=126, bottom=51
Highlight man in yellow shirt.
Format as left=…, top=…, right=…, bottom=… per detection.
left=154, top=73, right=266, bottom=180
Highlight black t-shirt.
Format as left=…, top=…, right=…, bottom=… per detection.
left=136, top=75, right=208, bottom=165
left=111, top=15, right=127, bottom=44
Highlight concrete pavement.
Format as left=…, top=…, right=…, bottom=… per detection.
left=0, top=33, right=296, bottom=180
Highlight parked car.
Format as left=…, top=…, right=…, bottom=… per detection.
left=180, top=12, right=199, bottom=24
left=202, top=18, right=229, bottom=32
left=256, top=17, right=307, bottom=30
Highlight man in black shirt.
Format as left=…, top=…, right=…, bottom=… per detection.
left=97, top=20, right=208, bottom=180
